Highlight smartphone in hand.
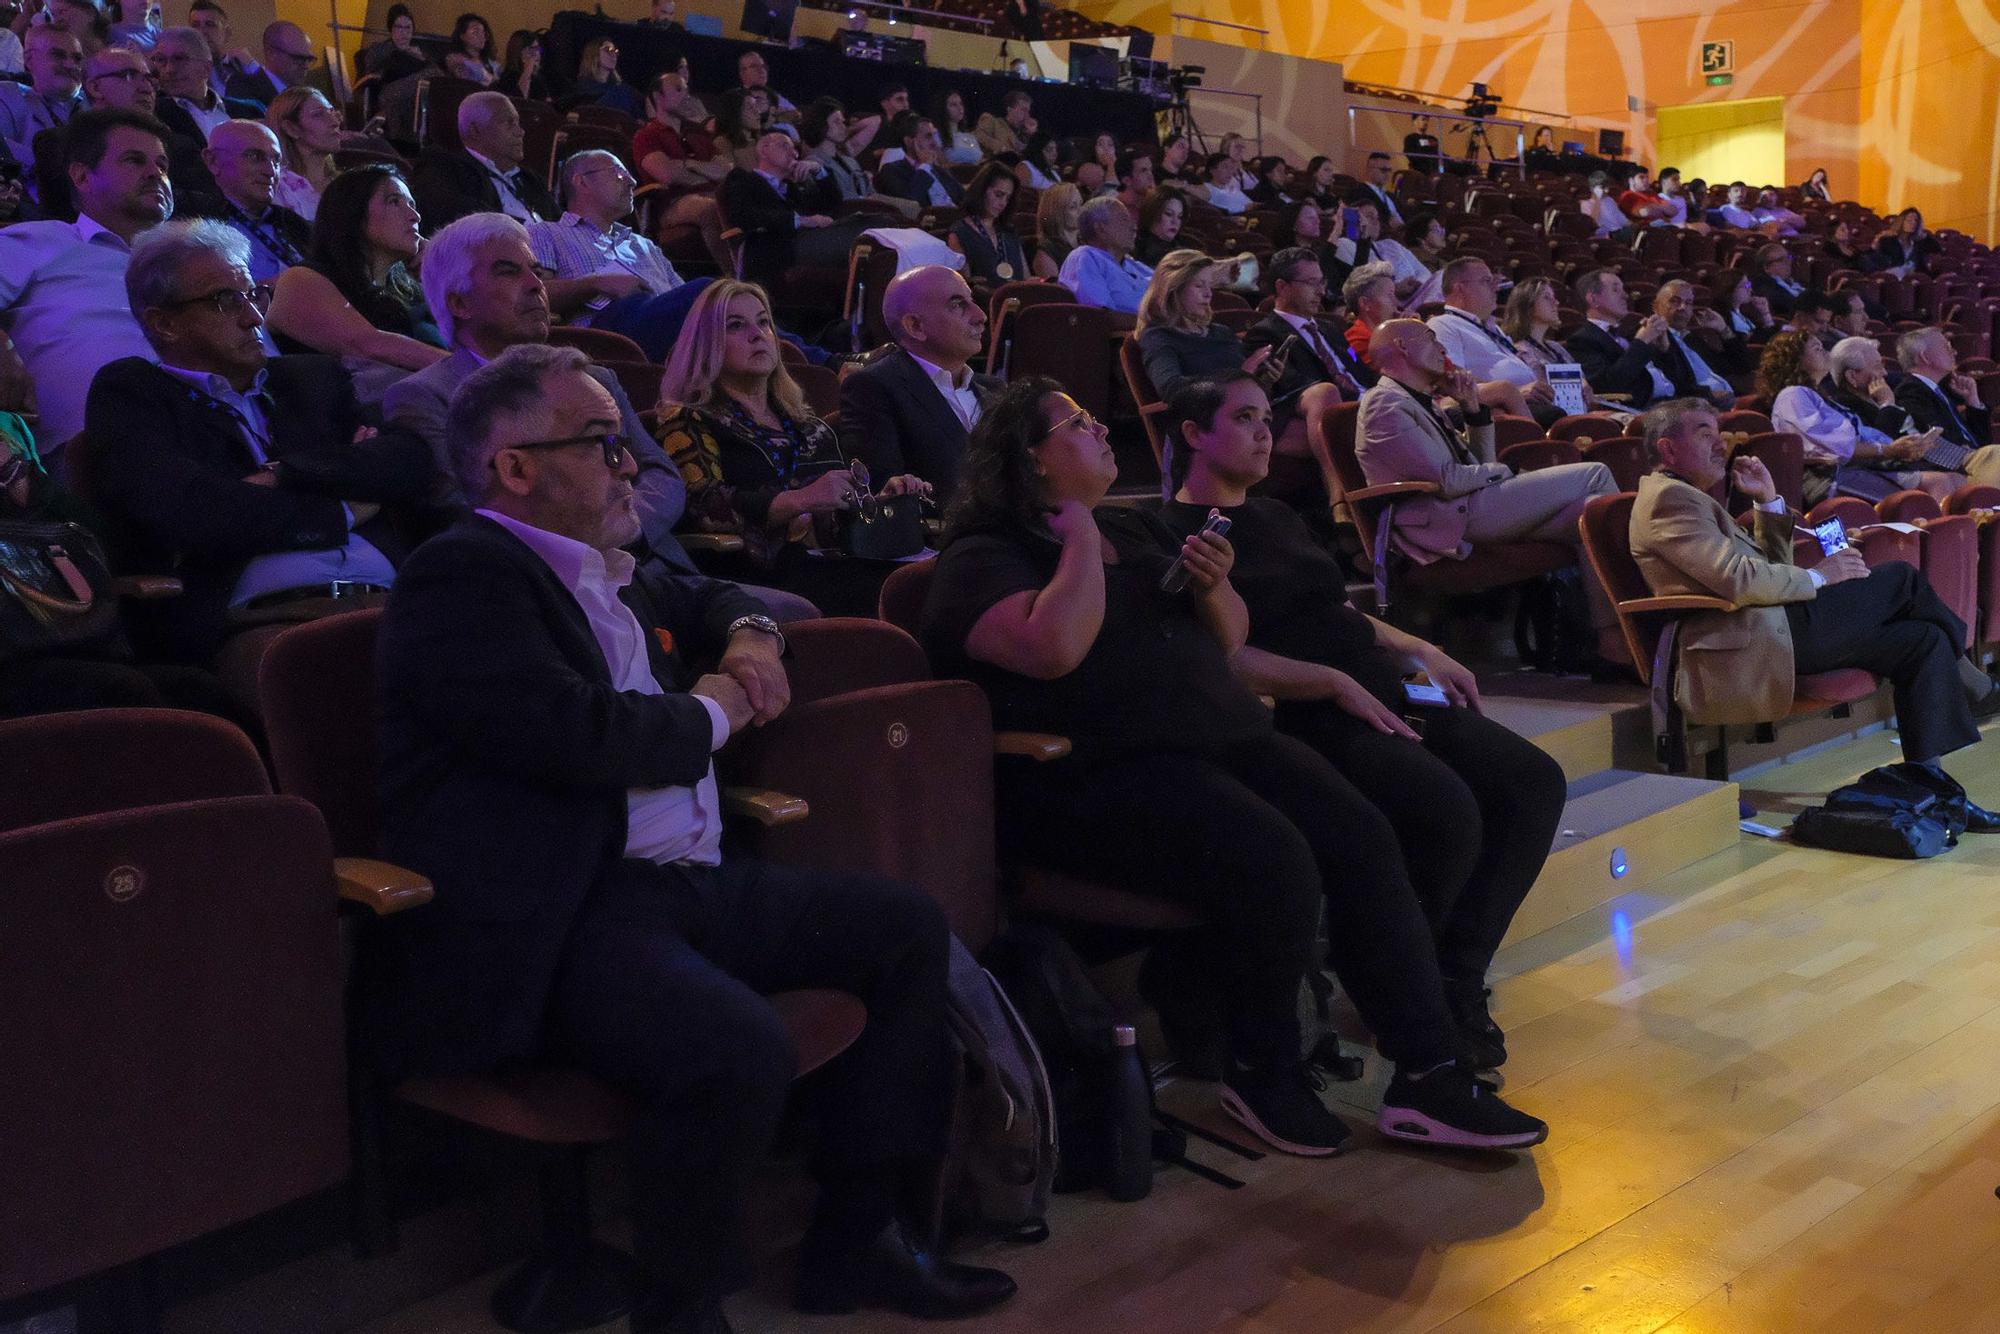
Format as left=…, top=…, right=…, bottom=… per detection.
left=1161, top=510, right=1232, bottom=594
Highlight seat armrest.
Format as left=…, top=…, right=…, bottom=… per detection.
left=994, top=731, right=1072, bottom=761
left=1618, top=594, right=1738, bottom=614
left=334, top=856, right=434, bottom=914
left=114, top=576, right=183, bottom=599
left=1139, top=401, right=1170, bottom=418
left=722, top=785, right=810, bottom=825
left=682, top=533, right=748, bottom=555
left=1345, top=480, right=1442, bottom=504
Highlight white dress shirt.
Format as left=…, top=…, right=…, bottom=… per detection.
left=173, top=91, right=234, bottom=141
left=908, top=349, right=980, bottom=428
left=1428, top=306, right=1536, bottom=389
left=1668, top=329, right=1731, bottom=395
left=477, top=507, right=731, bottom=866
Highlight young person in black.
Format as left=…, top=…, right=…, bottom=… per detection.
left=921, top=377, right=1545, bottom=1155
left=1159, top=373, right=1562, bottom=1145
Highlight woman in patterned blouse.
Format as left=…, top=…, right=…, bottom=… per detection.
left=656, top=280, right=932, bottom=614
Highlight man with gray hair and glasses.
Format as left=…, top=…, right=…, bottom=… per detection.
left=372, top=341, right=1018, bottom=1332
left=1629, top=395, right=2000, bottom=774
left=84, top=217, right=431, bottom=675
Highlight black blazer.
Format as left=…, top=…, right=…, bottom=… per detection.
left=1875, top=231, right=1942, bottom=272
left=1896, top=375, right=1989, bottom=449
left=85, top=355, right=433, bottom=662
left=371, top=516, right=765, bottom=1078
left=1827, top=380, right=1913, bottom=436
left=153, top=94, right=269, bottom=146
left=407, top=147, right=559, bottom=233
left=1566, top=319, right=1672, bottom=406
left=1750, top=272, right=1804, bottom=317
left=1241, top=312, right=1376, bottom=402
left=223, top=68, right=281, bottom=110
left=876, top=158, right=965, bottom=208
left=720, top=166, right=808, bottom=284
left=837, top=344, right=1000, bottom=498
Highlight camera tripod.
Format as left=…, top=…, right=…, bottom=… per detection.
left=1450, top=118, right=1497, bottom=172
left=1163, top=97, right=1210, bottom=155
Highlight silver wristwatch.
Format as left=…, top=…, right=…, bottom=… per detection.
left=727, top=613, right=787, bottom=654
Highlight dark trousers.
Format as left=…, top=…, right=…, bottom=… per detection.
left=545, top=856, right=952, bottom=1301
left=1001, top=731, right=1463, bottom=1069
left=1275, top=698, right=1567, bottom=984
left=1786, top=560, right=1979, bottom=763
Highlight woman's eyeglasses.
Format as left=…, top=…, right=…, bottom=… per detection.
left=493, top=432, right=629, bottom=470
left=1040, top=406, right=1101, bottom=440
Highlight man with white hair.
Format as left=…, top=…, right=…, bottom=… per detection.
left=386, top=212, right=818, bottom=618
left=150, top=26, right=261, bottom=143
left=1894, top=325, right=2000, bottom=482
left=85, top=217, right=431, bottom=668
left=1056, top=196, right=1153, bottom=316
left=409, top=91, right=557, bottom=230
left=1826, top=335, right=1916, bottom=435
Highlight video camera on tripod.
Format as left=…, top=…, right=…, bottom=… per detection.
left=1463, top=81, right=1502, bottom=120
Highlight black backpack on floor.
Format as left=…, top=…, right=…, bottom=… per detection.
left=1789, top=762, right=1965, bottom=858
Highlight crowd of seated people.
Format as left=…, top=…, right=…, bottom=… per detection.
left=15, top=16, right=2000, bottom=1328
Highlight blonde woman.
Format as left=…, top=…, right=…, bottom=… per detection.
left=656, top=281, right=929, bottom=614
left=267, top=86, right=341, bottom=222
left=1031, top=181, right=1081, bottom=280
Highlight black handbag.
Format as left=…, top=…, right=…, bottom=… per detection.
left=793, top=461, right=929, bottom=561
left=0, top=519, right=126, bottom=664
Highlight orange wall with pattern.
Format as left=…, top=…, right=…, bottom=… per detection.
left=1071, top=0, right=2000, bottom=241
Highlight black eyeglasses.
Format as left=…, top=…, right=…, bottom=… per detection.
left=493, top=432, right=629, bottom=469
left=166, top=284, right=273, bottom=316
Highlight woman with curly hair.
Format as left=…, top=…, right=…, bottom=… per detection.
left=1761, top=329, right=1942, bottom=504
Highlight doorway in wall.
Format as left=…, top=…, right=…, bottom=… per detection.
left=1654, top=96, right=1785, bottom=185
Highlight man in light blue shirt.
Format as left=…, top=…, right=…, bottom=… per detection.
left=0, top=106, right=170, bottom=469
left=0, top=26, right=84, bottom=174
left=1056, top=196, right=1153, bottom=317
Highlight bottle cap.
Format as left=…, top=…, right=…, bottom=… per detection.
left=1112, top=1024, right=1137, bottom=1046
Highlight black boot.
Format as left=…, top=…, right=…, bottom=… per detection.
left=1442, top=977, right=1507, bottom=1070
left=629, top=1295, right=733, bottom=1333
left=795, top=1218, right=1017, bottom=1319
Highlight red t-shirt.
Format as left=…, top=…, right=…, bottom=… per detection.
left=1618, top=189, right=1667, bottom=219
left=1347, top=318, right=1375, bottom=364
left=633, top=119, right=718, bottom=169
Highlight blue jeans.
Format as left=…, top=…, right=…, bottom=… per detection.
left=593, top=280, right=831, bottom=365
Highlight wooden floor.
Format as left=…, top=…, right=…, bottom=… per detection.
left=344, top=724, right=2000, bottom=1334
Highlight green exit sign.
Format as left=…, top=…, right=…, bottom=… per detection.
left=1706, top=72, right=1734, bottom=86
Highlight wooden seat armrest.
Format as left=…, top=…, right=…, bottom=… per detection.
left=719, top=226, right=744, bottom=243
left=1345, top=480, right=1442, bottom=504
left=334, top=857, right=434, bottom=914
left=994, top=731, right=1072, bottom=761
left=1139, top=401, right=1170, bottom=418
left=1618, top=594, right=1738, bottom=615
left=114, top=576, right=183, bottom=599
left=681, top=532, right=748, bottom=555
left=722, top=785, right=810, bottom=826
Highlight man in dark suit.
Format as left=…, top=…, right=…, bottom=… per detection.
left=409, top=91, right=557, bottom=232
left=1356, top=151, right=1404, bottom=231
left=375, top=343, right=1017, bottom=1332
left=1240, top=247, right=1366, bottom=489
left=838, top=265, right=998, bottom=498
left=1748, top=241, right=1806, bottom=318
left=875, top=115, right=963, bottom=210
left=87, top=218, right=433, bottom=668
left=720, top=127, right=850, bottom=285
left=148, top=27, right=265, bottom=144
left=1826, top=334, right=1916, bottom=434
left=1567, top=267, right=1680, bottom=408
left=1893, top=325, right=2000, bottom=483
left=221, top=21, right=321, bottom=111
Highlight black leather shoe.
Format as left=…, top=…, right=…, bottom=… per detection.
left=795, top=1219, right=1018, bottom=1319
left=629, top=1296, right=733, bottom=1334
left=1964, top=800, right=2000, bottom=832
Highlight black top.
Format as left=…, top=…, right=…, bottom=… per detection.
left=1137, top=322, right=1244, bottom=400
left=950, top=218, right=1028, bottom=285
left=284, top=258, right=442, bottom=353
left=1133, top=230, right=1180, bottom=268
left=922, top=507, right=1273, bottom=764
left=1160, top=496, right=1404, bottom=702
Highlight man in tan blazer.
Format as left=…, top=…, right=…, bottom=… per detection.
left=1630, top=397, right=1992, bottom=766
left=1356, top=319, right=1617, bottom=624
